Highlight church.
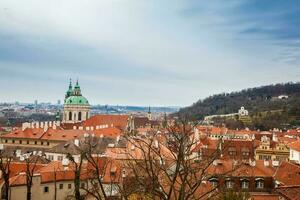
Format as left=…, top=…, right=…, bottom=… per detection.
left=63, top=79, right=91, bottom=123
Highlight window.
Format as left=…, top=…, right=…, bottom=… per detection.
left=255, top=179, right=264, bottom=189
left=47, top=142, right=50, bottom=146
left=5, top=140, right=7, bottom=143
left=12, top=140, right=15, bottom=144
left=19, top=140, right=22, bottom=144
left=34, top=141, right=37, bottom=145
left=68, top=184, right=72, bottom=189
left=241, top=179, right=249, bottom=189
left=78, top=112, right=82, bottom=121
left=58, top=156, right=63, bottom=161
left=228, top=147, right=236, bottom=156
left=27, top=140, right=29, bottom=144
left=69, top=112, right=72, bottom=120
left=48, top=155, right=54, bottom=160
left=208, top=178, right=218, bottom=187
left=41, top=142, right=43, bottom=145
left=59, top=184, right=63, bottom=189
left=44, top=186, right=49, bottom=193
left=225, top=180, right=233, bottom=189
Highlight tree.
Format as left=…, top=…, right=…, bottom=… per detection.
left=66, top=136, right=115, bottom=200
left=67, top=152, right=86, bottom=200
left=214, top=190, right=250, bottom=200
left=121, top=119, right=229, bottom=200
left=0, top=148, right=12, bottom=200
left=24, top=153, right=44, bottom=200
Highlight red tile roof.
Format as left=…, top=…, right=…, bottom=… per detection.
left=274, top=161, right=300, bottom=186
left=0, top=127, right=122, bottom=141
left=1, top=128, right=45, bottom=139
left=82, top=114, right=129, bottom=130
left=288, top=140, right=300, bottom=152
left=276, top=185, right=300, bottom=200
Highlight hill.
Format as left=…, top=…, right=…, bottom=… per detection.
left=176, top=82, right=300, bottom=130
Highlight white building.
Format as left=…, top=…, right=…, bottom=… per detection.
left=289, top=140, right=300, bottom=164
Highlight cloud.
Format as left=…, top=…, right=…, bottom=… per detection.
left=0, top=0, right=299, bottom=106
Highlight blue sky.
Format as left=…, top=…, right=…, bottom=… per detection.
left=0, top=0, right=299, bottom=106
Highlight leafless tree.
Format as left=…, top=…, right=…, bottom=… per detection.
left=67, top=152, right=86, bottom=200
left=0, top=149, right=13, bottom=200
left=121, top=119, right=235, bottom=200
left=24, top=153, right=43, bottom=200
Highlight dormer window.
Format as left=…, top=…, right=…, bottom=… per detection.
left=255, top=178, right=264, bottom=189
left=228, top=147, right=236, bottom=156
left=208, top=177, right=219, bottom=187
left=240, top=178, right=249, bottom=189
left=225, top=179, right=234, bottom=189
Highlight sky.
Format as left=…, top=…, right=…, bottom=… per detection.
left=0, top=0, right=299, bottom=106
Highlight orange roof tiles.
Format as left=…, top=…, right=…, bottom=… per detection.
left=276, top=185, right=300, bottom=200
left=274, top=161, right=300, bottom=186
left=0, top=126, right=122, bottom=141
left=1, top=128, right=45, bottom=139
left=82, top=114, right=129, bottom=130
left=288, top=140, right=300, bottom=152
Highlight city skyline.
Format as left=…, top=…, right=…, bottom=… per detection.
left=0, top=0, right=300, bottom=106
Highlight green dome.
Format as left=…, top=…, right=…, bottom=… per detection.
left=64, top=96, right=89, bottom=105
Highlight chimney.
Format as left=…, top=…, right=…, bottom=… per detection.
left=53, top=124, right=57, bottom=130
left=35, top=122, right=39, bottom=129
left=44, top=123, right=48, bottom=132
left=154, top=140, right=159, bottom=148
left=73, top=126, right=77, bottom=130
left=31, top=122, right=35, bottom=128
left=79, top=126, right=83, bottom=130
left=62, top=158, right=69, bottom=170
left=22, top=122, right=30, bottom=131
left=264, top=160, right=270, bottom=167
left=56, top=121, right=61, bottom=127
left=74, top=139, right=80, bottom=147
left=91, top=126, right=94, bottom=131
left=86, top=127, right=90, bottom=131
left=49, top=121, right=52, bottom=127
left=40, top=122, right=44, bottom=128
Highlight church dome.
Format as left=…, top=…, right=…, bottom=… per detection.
left=64, top=96, right=89, bottom=105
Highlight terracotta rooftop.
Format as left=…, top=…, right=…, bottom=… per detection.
left=274, top=161, right=300, bottom=186
left=276, top=185, right=300, bottom=200
left=288, top=140, right=300, bottom=152
left=82, top=114, right=129, bottom=130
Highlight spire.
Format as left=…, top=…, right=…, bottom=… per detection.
left=147, top=106, right=152, bottom=120
left=69, top=78, right=72, bottom=89
left=73, top=79, right=82, bottom=96
left=65, top=78, right=74, bottom=100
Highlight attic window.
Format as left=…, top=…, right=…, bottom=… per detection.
left=64, top=143, right=70, bottom=148
left=62, top=134, right=66, bottom=137
left=33, top=133, right=37, bottom=136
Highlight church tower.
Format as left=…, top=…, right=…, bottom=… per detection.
left=63, top=79, right=90, bottom=123
left=147, top=106, right=152, bottom=120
